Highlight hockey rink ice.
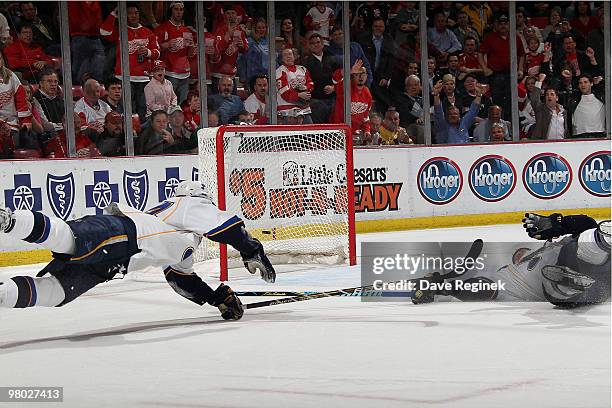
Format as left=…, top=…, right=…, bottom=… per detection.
left=1, top=223, right=610, bottom=408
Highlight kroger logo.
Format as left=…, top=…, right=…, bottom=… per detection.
left=579, top=151, right=611, bottom=197
left=522, top=153, right=572, bottom=199
left=417, top=157, right=462, bottom=204
left=469, top=155, right=516, bottom=202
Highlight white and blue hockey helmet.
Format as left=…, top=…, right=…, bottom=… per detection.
left=174, top=181, right=210, bottom=199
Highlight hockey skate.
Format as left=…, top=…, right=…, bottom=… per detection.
left=242, top=240, right=276, bottom=283
left=0, top=207, right=13, bottom=232
left=212, top=284, right=244, bottom=320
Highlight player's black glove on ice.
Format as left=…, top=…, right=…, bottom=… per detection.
left=211, top=284, right=244, bottom=320
left=522, top=213, right=565, bottom=240
left=411, top=272, right=444, bottom=305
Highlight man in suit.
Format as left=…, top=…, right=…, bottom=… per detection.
left=357, top=17, right=395, bottom=113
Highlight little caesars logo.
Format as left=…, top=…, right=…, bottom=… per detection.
left=469, top=155, right=516, bottom=202
left=579, top=151, right=611, bottom=197
left=353, top=167, right=402, bottom=212
left=417, top=157, right=462, bottom=204
left=522, top=153, right=572, bottom=199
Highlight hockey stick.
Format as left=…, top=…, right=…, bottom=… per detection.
left=237, top=290, right=386, bottom=296
left=244, top=239, right=484, bottom=309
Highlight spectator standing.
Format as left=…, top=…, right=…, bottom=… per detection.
left=100, top=3, right=161, bottom=121
left=237, top=18, right=269, bottom=92
left=529, top=87, right=569, bottom=140
left=19, top=2, right=60, bottom=56
left=74, top=79, right=112, bottom=134
left=357, top=17, right=395, bottom=113
left=473, top=105, right=511, bottom=142
left=568, top=74, right=605, bottom=138
left=460, top=2, right=492, bottom=39
left=279, top=18, right=303, bottom=52
left=433, top=80, right=482, bottom=144
left=570, top=1, right=599, bottom=45
left=428, top=12, right=462, bottom=62
left=460, top=73, right=492, bottom=124
left=102, top=77, right=124, bottom=114
left=453, top=11, right=480, bottom=46
left=479, top=13, right=525, bottom=120
left=155, top=0, right=196, bottom=105
left=303, top=2, right=335, bottom=46
left=549, top=34, right=601, bottom=79
left=207, top=76, right=245, bottom=125
left=276, top=48, right=314, bottom=123
left=586, top=9, right=604, bottom=65
left=96, top=111, right=126, bottom=156
left=542, top=8, right=562, bottom=41
left=303, top=33, right=339, bottom=124
left=244, top=75, right=268, bottom=124
left=330, top=61, right=373, bottom=145
left=33, top=68, right=63, bottom=127
left=326, top=26, right=373, bottom=87
left=458, top=37, right=483, bottom=81
left=3, top=23, right=53, bottom=81
left=210, top=5, right=248, bottom=92
left=69, top=1, right=105, bottom=83
left=144, top=60, right=178, bottom=119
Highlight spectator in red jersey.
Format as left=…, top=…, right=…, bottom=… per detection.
left=3, top=23, right=53, bottom=81
left=570, top=1, right=598, bottom=46
left=185, top=13, right=221, bottom=89
left=276, top=48, right=314, bottom=124
left=182, top=92, right=201, bottom=132
left=44, top=112, right=102, bottom=158
left=525, top=37, right=545, bottom=77
left=100, top=3, right=161, bottom=122
left=210, top=4, right=248, bottom=92
left=68, top=1, right=105, bottom=84
left=330, top=60, right=373, bottom=146
left=303, top=2, right=335, bottom=46
left=458, top=37, right=483, bottom=81
left=0, top=52, right=32, bottom=150
left=479, top=12, right=525, bottom=120
left=19, top=2, right=60, bottom=56
left=155, top=1, right=196, bottom=105
left=244, top=75, right=268, bottom=124
left=144, top=60, right=178, bottom=119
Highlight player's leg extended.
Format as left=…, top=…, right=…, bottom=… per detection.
left=163, top=259, right=243, bottom=320
left=1, top=207, right=76, bottom=255
left=207, top=219, right=276, bottom=283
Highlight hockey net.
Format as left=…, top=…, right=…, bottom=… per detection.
left=195, top=124, right=356, bottom=280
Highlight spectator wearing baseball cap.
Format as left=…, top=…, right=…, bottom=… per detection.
left=166, top=104, right=197, bottom=154
left=96, top=111, right=126, bottom=156
left=144, top=60, right=178, bottom=119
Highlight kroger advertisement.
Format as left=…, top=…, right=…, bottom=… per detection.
left=0, top=139, right=609, bottom=254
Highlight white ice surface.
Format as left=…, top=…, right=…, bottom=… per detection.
left=0, top=224, right=610, bottom=408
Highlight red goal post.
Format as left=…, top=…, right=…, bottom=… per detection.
left=197, top=124, right=357, bottom=281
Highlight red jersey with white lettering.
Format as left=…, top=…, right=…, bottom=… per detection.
left=330, top=69, right=372, bottom=135
left=100, top=14, right=161, bottom=82
left=0, top=72, right=31, bottom=131
left=210, top=24, right=248, bottom=78
left=155, top=20, right=193, bottom=79
left=275, top=64, right=314, bottom=114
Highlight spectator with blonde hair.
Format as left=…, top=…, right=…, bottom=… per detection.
left=0, top=51, right=32, bottom=151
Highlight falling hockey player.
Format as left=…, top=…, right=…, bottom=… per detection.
left=412, top=213, right=611, bottom=308
left=0, top=181, right=275, bottom=320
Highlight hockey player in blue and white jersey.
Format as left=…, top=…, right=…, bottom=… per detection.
left=412, top=213, right=610, bottom=308
left=144, top=180, right=275, bottom=284
left=0, top=182, right=275, bottom=319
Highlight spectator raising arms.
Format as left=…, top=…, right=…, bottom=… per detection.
left=433, top=79, right=482, bottom=144
left=330, top=60, right=373, bottom=145
left=155, top=1, right=196, bottom=105
left=100, top=3, right=161, bottom=121
left=144, top=60, right=178, bottom=119
left=568, top=74, right=605, bottom=139
left=530, top=87, right=569, bottom=140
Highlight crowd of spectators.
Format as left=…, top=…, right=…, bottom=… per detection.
left=0, top=1, right=608, bottom=160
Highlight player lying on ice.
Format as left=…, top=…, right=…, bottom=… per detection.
left=411, top=213, right=610, bottom=308
left=0, top=181, right=275, bottom=320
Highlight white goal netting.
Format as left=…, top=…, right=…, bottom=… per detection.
left=195, top=125, right=355, bottom=276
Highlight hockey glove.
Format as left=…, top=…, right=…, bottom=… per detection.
left=522, top=213, right=565, bottom=240
left=541, top=265, right=595, bottom=307
left=212, top=284, right=244, bottom=320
